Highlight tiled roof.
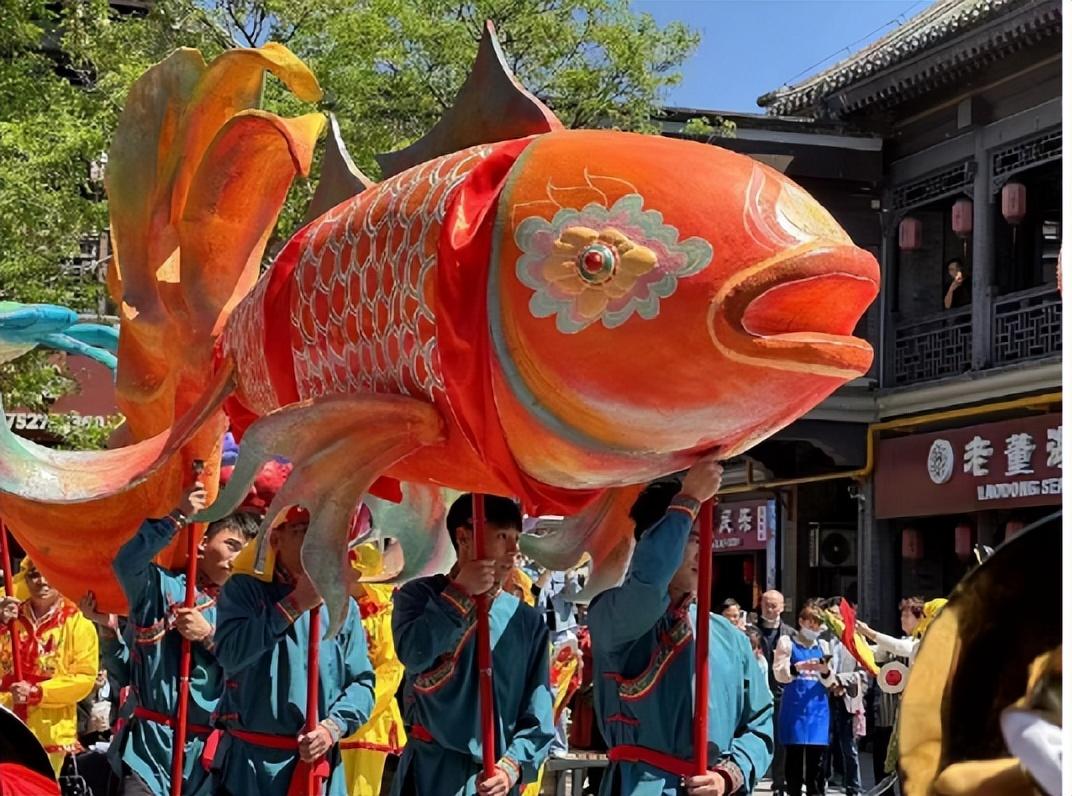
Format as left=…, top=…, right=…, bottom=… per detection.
left=758, top=0, right=1060, bottom=117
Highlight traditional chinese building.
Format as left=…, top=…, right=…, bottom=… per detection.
left=749, top=0, right=1062, bottom=623
left=654, top=0, right=1062, bottom=622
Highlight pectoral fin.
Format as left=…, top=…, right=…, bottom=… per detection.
left=519, top=485, right=642, bottom=603
left=195, top=394, right=444, bottom=635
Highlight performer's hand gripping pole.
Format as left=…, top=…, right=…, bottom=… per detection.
left=305, top=604, right=323, bottom=795
left=0, top=519, right=27, bottom=721
left=692, top=499, right=716, bottom=776
left=171, top=459, right=204, bottom=796
left=472, top=494, right=497, bottom=780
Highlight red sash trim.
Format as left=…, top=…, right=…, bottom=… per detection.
left=607, top=745, right=694, bottom=779
left=407, top=724, right=434, bottom=743
left=224, top=728, right=329, bottom=796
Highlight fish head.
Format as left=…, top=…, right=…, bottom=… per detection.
left=489, top=130, right=879, bottom=487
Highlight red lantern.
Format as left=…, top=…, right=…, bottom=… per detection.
left=742, top=558, right=755, bottom=584
left=951, top=198, right=973, bottom=238
left=954, top=523, right=973, bottom=560
left=898, top=217, right=922, bottom=251
left=1005, top=519, right=1025, bottom=540
left=1002, top=182, right=1027, bottom=225
left=901, top=528, right=923, bottom=560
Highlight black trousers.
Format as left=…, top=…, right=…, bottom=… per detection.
left=871, top=725, right=894, bottom=782
left=769, top=695, right=786, bottom=791
left=785, top=744, right=826, bottom=796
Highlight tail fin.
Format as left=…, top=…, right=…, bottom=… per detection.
left=0, top=45, right=324, bottom=613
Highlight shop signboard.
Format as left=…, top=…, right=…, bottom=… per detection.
left=714, top=499, right=776, bottom=553
left=875, top=412, right=1062, bottom=518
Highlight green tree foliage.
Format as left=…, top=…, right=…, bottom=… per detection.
left=1, top=0, right=700, bottom=446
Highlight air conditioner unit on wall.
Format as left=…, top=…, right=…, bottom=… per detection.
left=809, top=524, right=857, bottom=569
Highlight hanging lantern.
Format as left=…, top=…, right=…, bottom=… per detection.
left=742, top=558, right=755, bottom=584
left=954, top=523, right=973, bottom=560
left=902, top=528, right=923, bottom=560
left=898, top=217, right=922, bottom=251
left=1001, top=182, right=1027, bottom=225
left=951, top=198, right=973, bottom=238
left=1005, top=519, right=1025, bottom=541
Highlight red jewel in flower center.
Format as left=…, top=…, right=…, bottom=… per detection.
left=582, top=251, right=604, bottom=273
left=575, top=242, right=618, bottom=285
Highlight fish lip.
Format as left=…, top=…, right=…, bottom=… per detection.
left=709, top=243, right=879, bottom=377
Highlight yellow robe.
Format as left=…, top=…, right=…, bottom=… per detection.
left=341, top=582, right=406, bottom=796
left=0, top=597, right=98, bottom=773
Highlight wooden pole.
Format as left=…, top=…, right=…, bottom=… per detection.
left=472, top=494, right=497, bottom=780
left=693, top=499, right=715, bottom=775
left=305, top=606, right=322, bottom=795
left=0, top=520, right=26, bottom=722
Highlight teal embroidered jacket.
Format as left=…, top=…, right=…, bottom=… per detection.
left=390, top=576, right=554, bottom=795
left=588, top=505, right=774, bottom=795
left=112, top=517, right=221, bottom=796
left=211, top=574, right=376, bottom=796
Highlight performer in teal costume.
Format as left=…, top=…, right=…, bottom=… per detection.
left=211, top=508, right=376, bottom=796
left=112, top=484, right=259, bottom=795
left=391, top=494, right=554, bottom=796
left=588, top=460, right=773, bottom=796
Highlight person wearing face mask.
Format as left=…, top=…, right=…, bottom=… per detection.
left=588, top=457, right=773, bottom=796
left=110, top=481, right=260, bottom=795
left=773, top=601, right=836, bottom=796
left=755, top=590, right=793, bottom=795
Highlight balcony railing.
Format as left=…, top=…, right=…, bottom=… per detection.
left=891, top=306, right=972, bottom=386
left=992, top=284, right=1062, bottom=365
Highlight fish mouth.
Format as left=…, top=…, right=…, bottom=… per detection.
left=709, top=243, right=879, bottom=378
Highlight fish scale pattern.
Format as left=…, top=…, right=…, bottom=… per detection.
left=290, top=144, right=493, bottom=402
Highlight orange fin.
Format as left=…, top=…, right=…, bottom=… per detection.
left=195, top=394, right=444, bottom=635
left=375, top=20, right=562, bottom=178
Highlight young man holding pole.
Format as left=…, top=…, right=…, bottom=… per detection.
left=210, top=506, right=376, bottom=796
left=390, top=494, right=554, bottom=796
left=588, top=458, right=774, bottom=795
left=110, top=482, right=259, bottom=795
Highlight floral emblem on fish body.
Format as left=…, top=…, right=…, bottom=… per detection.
left=515, top=194, right=714, bottom=333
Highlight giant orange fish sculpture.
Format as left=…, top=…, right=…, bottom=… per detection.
left=0, top=25, right=878, bottom=632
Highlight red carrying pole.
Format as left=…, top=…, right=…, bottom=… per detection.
left=170, top=520, right=198, bottom=796
left=171, top=461, right=203, bottom=796
left=0, top=520, right=27, bottom=722
left=693, top=499, right=715, bottom=775
left=472, top=494, right=497, bottom=780
left=305, top=606, right=322, bottom=795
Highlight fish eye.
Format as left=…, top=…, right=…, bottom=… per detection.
left=575, top=242, right=618, bottom=285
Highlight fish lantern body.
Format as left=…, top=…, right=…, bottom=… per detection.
left=224, top=130, right=879, bottom=497
left=0, top=32, right=880, bottom=625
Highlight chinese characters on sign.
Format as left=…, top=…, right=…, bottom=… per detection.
left=714, top=500, right=775, bottom=552
left=938, top=424, right=1062, bottom=501
left=875, top=412, right=1063, bottom=519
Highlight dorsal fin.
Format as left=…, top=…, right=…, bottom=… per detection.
left=375, top=20, right=563, bottom=179
left=305, top=113, right=375, bottom=221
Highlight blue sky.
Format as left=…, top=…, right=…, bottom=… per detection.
left=633, top=0, right=933, bottom=113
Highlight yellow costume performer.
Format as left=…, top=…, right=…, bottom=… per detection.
left=341, top=576, right=407, bottom=796
left=0, top=563, right=98, bottom=773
